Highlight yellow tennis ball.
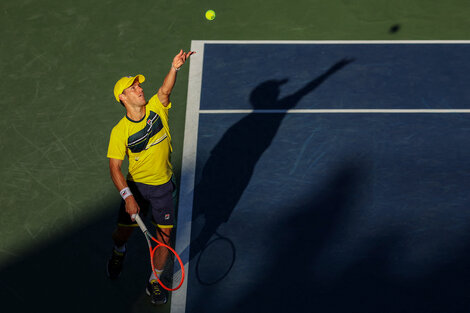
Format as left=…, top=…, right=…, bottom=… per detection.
left=205, top=10, right=216, bottom=21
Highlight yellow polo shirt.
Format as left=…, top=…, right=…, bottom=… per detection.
left=107, top=94, right=172, bottom=185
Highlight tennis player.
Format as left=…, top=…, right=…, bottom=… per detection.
left=106, top=49, right=195, bottom=305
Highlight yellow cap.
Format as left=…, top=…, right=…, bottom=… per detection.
left=113, top=74, right=146, bottom=102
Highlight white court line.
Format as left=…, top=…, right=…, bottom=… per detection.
left=170, top=40, right=205, bottom=313
left=200, top=109, right=470, bottom=114
left=171, top=40, right=470, bottom=313
left=195, top=40, right=470, bottom=44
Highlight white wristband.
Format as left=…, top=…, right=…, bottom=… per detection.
left=120, top=187, right=133, bottom=200
left=172, top=64, right=181, bottom=71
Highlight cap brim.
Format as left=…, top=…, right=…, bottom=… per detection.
left=122, top=75, right=146, bottom=90
left=114, top=74, right=146, bottom=102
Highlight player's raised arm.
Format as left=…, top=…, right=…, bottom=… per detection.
left=157, top=50, right=196, bottom=106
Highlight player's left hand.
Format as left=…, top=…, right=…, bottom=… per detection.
left=172, top=50, right=196, bottom=70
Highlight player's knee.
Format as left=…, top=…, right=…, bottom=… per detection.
left=112, top=225, right=135, bottom=243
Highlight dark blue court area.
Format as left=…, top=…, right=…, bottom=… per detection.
left=183, top=43, right=470, bottom=313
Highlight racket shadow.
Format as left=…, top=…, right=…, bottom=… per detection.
left=195, top=231, right=236, bottom=286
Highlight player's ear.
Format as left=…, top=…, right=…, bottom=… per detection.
left=119, top=93, right=126, bottom=103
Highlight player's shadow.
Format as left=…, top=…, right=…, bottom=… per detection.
left=185, top=58, right=354, bottom=268
left=188, top=161, right=372, bottom=313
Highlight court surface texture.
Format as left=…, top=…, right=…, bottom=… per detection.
left=2, top=2, right=470, bottom=310
left=171, top=41, right=470, bottom=313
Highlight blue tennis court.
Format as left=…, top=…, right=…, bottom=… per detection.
left=172, top=41, right=470, bottom=313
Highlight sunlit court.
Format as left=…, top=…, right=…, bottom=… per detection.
left=176, top=41, right=470, bottom=313
left=1, top=2, right=470, bottom=313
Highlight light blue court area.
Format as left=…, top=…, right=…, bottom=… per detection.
left=172, top=41, right=470, bottom=313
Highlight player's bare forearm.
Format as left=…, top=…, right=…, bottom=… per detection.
left=157, top=68, right=177, bottom=107
left=157, top=50, right=196, bottom=106
left=109, top=158, right=140, bottom=217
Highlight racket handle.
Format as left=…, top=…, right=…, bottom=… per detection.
left=133, top=214, right=149, bottom=233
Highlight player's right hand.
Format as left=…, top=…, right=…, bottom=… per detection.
left=125, top=196, right=140, bottom=220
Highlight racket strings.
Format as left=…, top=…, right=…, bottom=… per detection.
left=152, top=245, right=184, bottom=291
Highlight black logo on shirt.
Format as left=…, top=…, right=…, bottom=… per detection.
left=127, top=111, right=164, bottom=153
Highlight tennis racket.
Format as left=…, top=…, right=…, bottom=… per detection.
left=132, top=214, right=185, bottom=291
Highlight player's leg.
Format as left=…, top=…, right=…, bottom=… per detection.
left=107, top=225, right=134, bottom=279
left=146, top=226, right=172, bottom=305
left=112, top=225, right=134, bottom=247
left=146, top=178, right=175, bottom=304
left=107, top=181, right=148, bottom=279
left=153, top=226, right=172, bottom=277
